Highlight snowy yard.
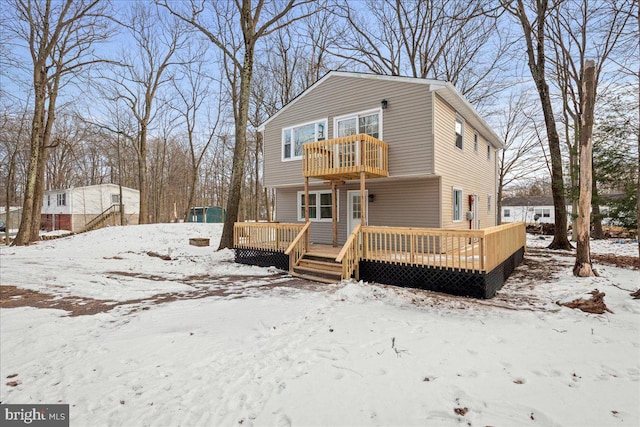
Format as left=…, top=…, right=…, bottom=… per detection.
left=1, top=223, right=638, bottom=426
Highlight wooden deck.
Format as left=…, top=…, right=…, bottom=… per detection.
left=306, top=243, right=342, bottom=258
left=234, top=222, right=526, bottom=277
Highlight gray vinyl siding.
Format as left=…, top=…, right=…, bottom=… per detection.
left=433, top=94, right=497, bottom=229
left=264, top=75, right=435, bottom=187
left=275, top=177, right=440, bottom=245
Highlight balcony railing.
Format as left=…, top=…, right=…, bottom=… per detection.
left=303, top=133, right=389, bottom=180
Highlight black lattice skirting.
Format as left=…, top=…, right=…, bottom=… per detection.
left=235, top=248, right=289, bottom=271
left=359, top=247, right=525, bottom=299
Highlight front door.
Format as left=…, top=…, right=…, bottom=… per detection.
left=347, top=190, right=368, bottom=237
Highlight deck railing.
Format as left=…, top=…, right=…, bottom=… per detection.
left=303, top=133, right=388, bottom=179
left=482, top=222, right=527, bottom=271
left=234, top=221, right=526, bottom=278
left=233, top=222, right=305, bottom=251
left=336, top=223, right=361, bottom=280
left=361, top=222, right=525, bottom=272
left=284, top=221, right=311, bottom=272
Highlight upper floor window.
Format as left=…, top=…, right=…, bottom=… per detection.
left=487, top=144, right=491, bottom=160
left=474, top=132, right=479, bottom=152
left=455, top=118, right=463, bottom=150
left=57, top=193, right=66, bottom=206
left=334, top=109, right=381, bottom=139
left=487, top=195, right=492, bottom=213
left=504, top=208, right=511, bottom=218
left=47, top=195, right=51, bottom=206
left=282, top=119, right=327, bottom=161
left=452, top=188, right=463, bottom=221
left=111, top=194, right=120, bottom=204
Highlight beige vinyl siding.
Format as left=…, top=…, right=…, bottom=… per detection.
left=275, top=177, right=440, bottom=245
left=433, top=94, right=497, bottom=229
left=264, top=75, right=434, bottom=187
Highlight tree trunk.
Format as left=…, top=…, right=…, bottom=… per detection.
left=218, top=44, right=255, bottom=249
left=574, top=60, right=596, bottom=277
left=13, top=68, right=46, bottom=246
left=538, top=79, right=572, bottom=250
left=138, top=126, right=149, bottom=224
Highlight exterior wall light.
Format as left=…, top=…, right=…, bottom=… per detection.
left=381, top=99, right=388, bottom=109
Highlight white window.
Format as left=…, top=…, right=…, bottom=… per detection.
left=282, top=119, right=327, bottom=161
left=487, top=195, right=492, bottom=213
left=487, top=144, right=491, bottom=160
left=57, top=193, right=66, bottom=206
left=452, top=188, right=463, bottom=221
left=334, top=109, right=381, bottom=138
left=47, top=195, right=51, bottom=206
left=504, top=208, right=511, bottom=218
left=474, top=132, right=479, bottom=152
left=297, top=190, right=338, bottom=222
left=111, top=194, right=120, bottom=204
left=455, top=118, right=463, bottom=150
left=534, top=208, right=551, bottom=218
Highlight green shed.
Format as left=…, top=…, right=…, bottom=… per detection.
left=188, top=206, right=226, bottom=223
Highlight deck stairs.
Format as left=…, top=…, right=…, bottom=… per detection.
left=291, top=250, right=343, bottom=284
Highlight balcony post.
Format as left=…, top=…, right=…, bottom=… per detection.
left=360, top=171, right=366, bottom=225
left=304, top=176, right=310, bottom=251
left=332, top=181, right=338, bottom=247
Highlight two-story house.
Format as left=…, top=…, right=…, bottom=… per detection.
left=235, top=72, right=525, bottom=299
left=262, top=71, right=501, bottom=241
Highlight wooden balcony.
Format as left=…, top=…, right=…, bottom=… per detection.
left=303, top=133, right=389, bottom=181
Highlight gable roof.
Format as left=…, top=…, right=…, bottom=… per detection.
left=44, top=183, right=139, bottom=195
left=502, top=196, right=556, bottom=207
left=258, top=71, right=504, bottom=149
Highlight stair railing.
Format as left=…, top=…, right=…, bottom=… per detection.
left=336, top=223, right=362, bottom=280
left=284, top=221, right=311, bottom=273
left=83, top=204, right=120, bottom=232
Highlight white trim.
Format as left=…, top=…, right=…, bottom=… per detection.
left=452, top=187, right=463, bottom=222
left=454, top=116, right=464, bottom=151
left=333, top=108, right=383, bottom=140
left=347, top=190, right=368, bottom=237
left=282, top=118, right=328, bottom=162
left=296, top=189, right=339, bottom=222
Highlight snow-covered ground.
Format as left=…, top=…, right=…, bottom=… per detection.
left=1, top=224, right=638, bottom=426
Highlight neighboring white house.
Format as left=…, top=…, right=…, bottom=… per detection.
left=501, top=196, right=570, bottom=224
left=501, top=194, right=621, bottom=225
left=41, top=183, right=139, bottom=232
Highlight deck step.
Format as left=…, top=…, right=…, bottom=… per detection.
left=290, top=271, right=340, bottom=284
left=304, top=251, right=339, bottom=261
left=293, top=265, right=342, bottom=280
left=297, top=258, right=342, bottom=272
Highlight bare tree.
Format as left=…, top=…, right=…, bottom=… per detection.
left=497, top=91, right=545, bottom=224
left=170, top=46, right=224, bottom=222
left=7, top=0, right=112, bottom=245
left=160, top=0, right=316, bottom=249
left=101, top=1, right=187, bottom=224
left=548, top=0, right=633, bottom=240
left=334, top=0, right=511, bottom=109
left=0, top=103, right=31, bottom=243
left=502, top=0, right=572, bottom=250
